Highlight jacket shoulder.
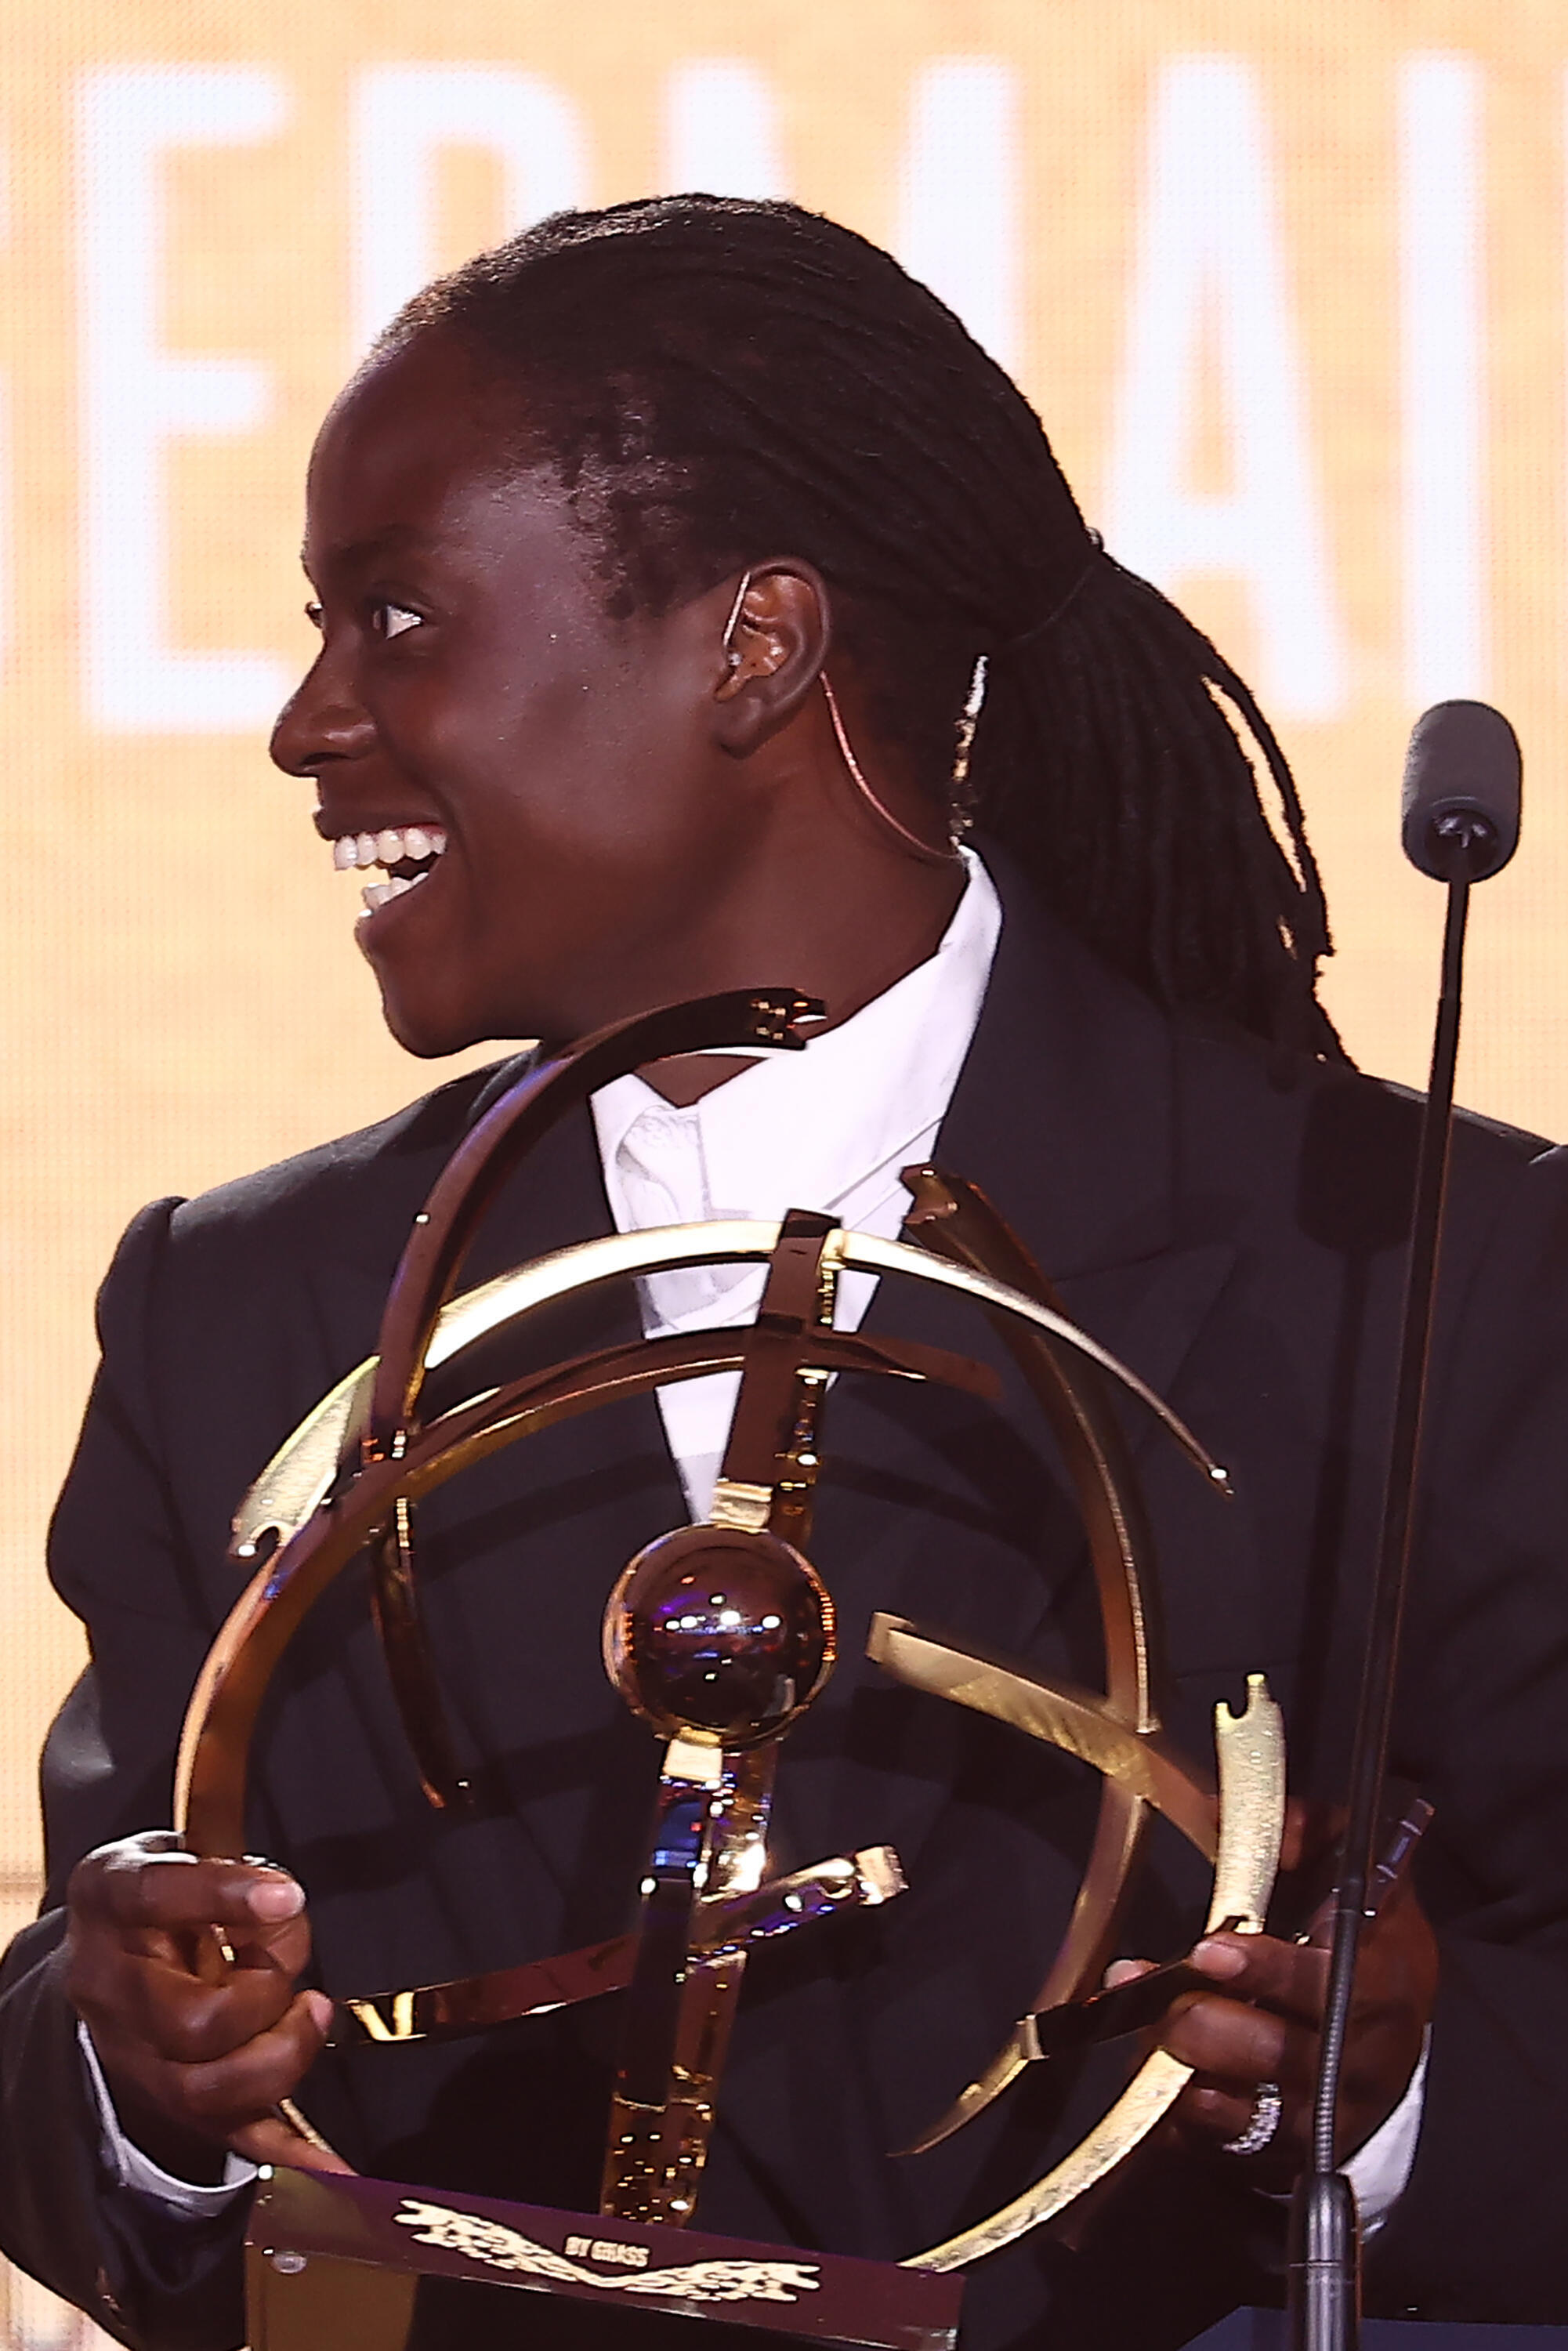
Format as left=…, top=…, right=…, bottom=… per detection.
left=1172, top=1008, right=1551, bottom=1255
left=167, top=1052, right=531, bottom=1259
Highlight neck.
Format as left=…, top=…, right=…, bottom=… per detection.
left=640, top=849, right=966, bottom=1107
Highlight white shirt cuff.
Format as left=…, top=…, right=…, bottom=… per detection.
left=1340, top=2030, right=1429, bottom=2234
left=78, top=2020, right=257, bottom=2215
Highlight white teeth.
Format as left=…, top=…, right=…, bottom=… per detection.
left=331, top=823, right=450, bottom=876
left=359, top=868, right=431, bottom=915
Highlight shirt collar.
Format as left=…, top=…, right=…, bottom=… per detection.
left=590, top=849, right=1002, bottom=1223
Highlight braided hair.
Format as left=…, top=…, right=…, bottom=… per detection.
left=387, top=195, right=1344, bottom=1061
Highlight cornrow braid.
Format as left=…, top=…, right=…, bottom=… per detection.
left=986, top=558, right=1339, bottom=1053
left=386, top=194, right=1345, bottom=1063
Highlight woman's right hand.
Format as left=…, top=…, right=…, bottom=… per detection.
left=65, top=1831, right=342, bottom=2178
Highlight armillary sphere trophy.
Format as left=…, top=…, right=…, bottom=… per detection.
left=176, top=991, right=1286, bottom=2351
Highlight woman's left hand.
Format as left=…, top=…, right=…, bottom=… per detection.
left=1107, top=1867, right=1439, bottom=2190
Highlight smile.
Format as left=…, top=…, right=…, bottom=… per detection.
left=328, top=824, right=449, bottom=915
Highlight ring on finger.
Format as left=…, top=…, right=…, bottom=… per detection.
left=1220, top=2080, right=1283, bottom=2158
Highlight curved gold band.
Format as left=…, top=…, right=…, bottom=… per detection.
left=172, top=1104, right=1273, bottom=2262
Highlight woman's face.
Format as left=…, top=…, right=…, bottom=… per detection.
left=271, top=330, right=762, bottom=1056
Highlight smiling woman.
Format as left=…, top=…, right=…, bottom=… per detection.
left=270, top=321, right=976, bottom=1071
left=272, top=197, right=1338, bottom=1072
left=4, top=195, right=1568, bottom=2351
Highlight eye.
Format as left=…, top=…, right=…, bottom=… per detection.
left=304, top=601, right=323, bottom=631
left=371, top=601, right=423, bottom=641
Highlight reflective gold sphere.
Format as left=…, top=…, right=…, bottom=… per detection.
left=602, top=1523, right=835, bottom=1748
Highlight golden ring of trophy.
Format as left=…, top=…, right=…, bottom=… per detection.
left=173, top=990, right=1285, bottom=2277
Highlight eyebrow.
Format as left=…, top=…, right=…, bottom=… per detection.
left=302, top=523, right=443, bottom=572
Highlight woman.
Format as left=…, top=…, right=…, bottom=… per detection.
left=3, top=197, right=1565, bottom=2349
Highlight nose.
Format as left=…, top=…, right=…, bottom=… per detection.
left=270, top=643, right=377, bottom=778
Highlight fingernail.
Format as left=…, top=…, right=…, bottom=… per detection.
left=305, top=1991, right=334, bottom=2030
left=1103, top=1960, right=1146, bottom=1989
left=1191, top=1937, right=1248, bottom=1980
left=248, top=1879, right=304, bottom=1921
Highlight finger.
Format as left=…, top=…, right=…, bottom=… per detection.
left=1103, top=1958, right=1156, bottom=1990
left=75, top=1950, right=300, bottom=2067
left=1173, top=2077, right=1311, bottom=2185
left=1187, top=1930, right=1328, bottom=2026
left=217, top=1911, right=312, bottom=1980
left=71, top=1848, right=306, bottom=1938
left=136, top=1912, right=310, bottom=1989
left=1176, top=2076, right=1278, bottom=2146
left=1158, top=1989, right=1317, bottom=2094
left=233, top=2105, right=356, bottom=2176
left=164, top=1990, right=332, bottom=2135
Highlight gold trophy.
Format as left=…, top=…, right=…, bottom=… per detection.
left=176, top=992, right=1285, bottom=2349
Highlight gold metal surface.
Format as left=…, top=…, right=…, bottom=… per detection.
left=181, top=1320, right=983, bottom=1848
left=601, top=1744, right=777, bottom=2226
left=333, top=1847, right=907, bottom=2046
left=603, top=1526, right=835, bottom=1750
left=708, top=1482, right=773, bottom=1534
left=904, top=1674, right=1285, bottom=2271
left=186, top=1184, right=1245, bottom=2248
left=368, top=991, right=821, bottom=1455
left=1208, top=1675, right=1287, bottom=1933
left=601, top=1210, right=848, bottom=2226
left=867, top=1617, right=1218, bottom=1861
left=231, top=1359, right=373, bottom=1560
left=225, top=1220, right=1226, bottom=1568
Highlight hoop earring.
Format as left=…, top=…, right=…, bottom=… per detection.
left=820, top=674, right=960, bottom=868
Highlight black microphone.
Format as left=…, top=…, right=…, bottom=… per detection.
left=1287, top=701, right=1520, bottom=2351
left=1400, top=698, right=1521, bottom=882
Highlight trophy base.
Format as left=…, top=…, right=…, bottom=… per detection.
left=246, top=2164, right=963, bottom=2351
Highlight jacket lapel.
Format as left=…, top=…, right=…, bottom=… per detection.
left=925, top=846, right=1242, bottom=1425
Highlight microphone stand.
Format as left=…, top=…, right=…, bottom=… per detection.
left=1287, top=809, right=1499, bottom=2351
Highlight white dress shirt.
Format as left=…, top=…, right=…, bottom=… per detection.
left=87, top=846, right=1423, bottom=2226
left=591, top=848, right=1001, bottom=1518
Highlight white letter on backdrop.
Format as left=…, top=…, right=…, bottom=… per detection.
left=661, top=60, right=784, bottom=197
left=896, top=58, right=1019, bottom=372
left=78, top=66, right=289, bottom=734
left=1104, top=56, right=1346, bottom=720
left=1400, top=54, right=1486, bottom=701
left=350, top=67, right=588, bottom=353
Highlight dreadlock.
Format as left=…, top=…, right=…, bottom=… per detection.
left=386, top=194, right=1345, bottom=1061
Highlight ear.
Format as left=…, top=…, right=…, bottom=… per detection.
left=710, top=560, right=833, bottom=756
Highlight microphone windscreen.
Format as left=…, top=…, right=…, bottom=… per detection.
left=1401, top=700, right=1521, bottom=881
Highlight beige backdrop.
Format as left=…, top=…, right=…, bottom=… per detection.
left=2, top=3, right=1566, bottom=2337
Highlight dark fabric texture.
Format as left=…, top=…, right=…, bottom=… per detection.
left=5, top=853, right=1568, bottom=2349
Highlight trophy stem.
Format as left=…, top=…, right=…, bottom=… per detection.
left=601, top=1951, right=741, bottom=2223
left=602, top=1743, right=777, bottom=2226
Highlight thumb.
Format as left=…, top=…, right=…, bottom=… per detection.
left=1103, top=1957, right=1157, bottom=1990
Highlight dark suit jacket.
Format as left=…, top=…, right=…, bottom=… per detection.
left=5, top=858, right=1568, bottom=2351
